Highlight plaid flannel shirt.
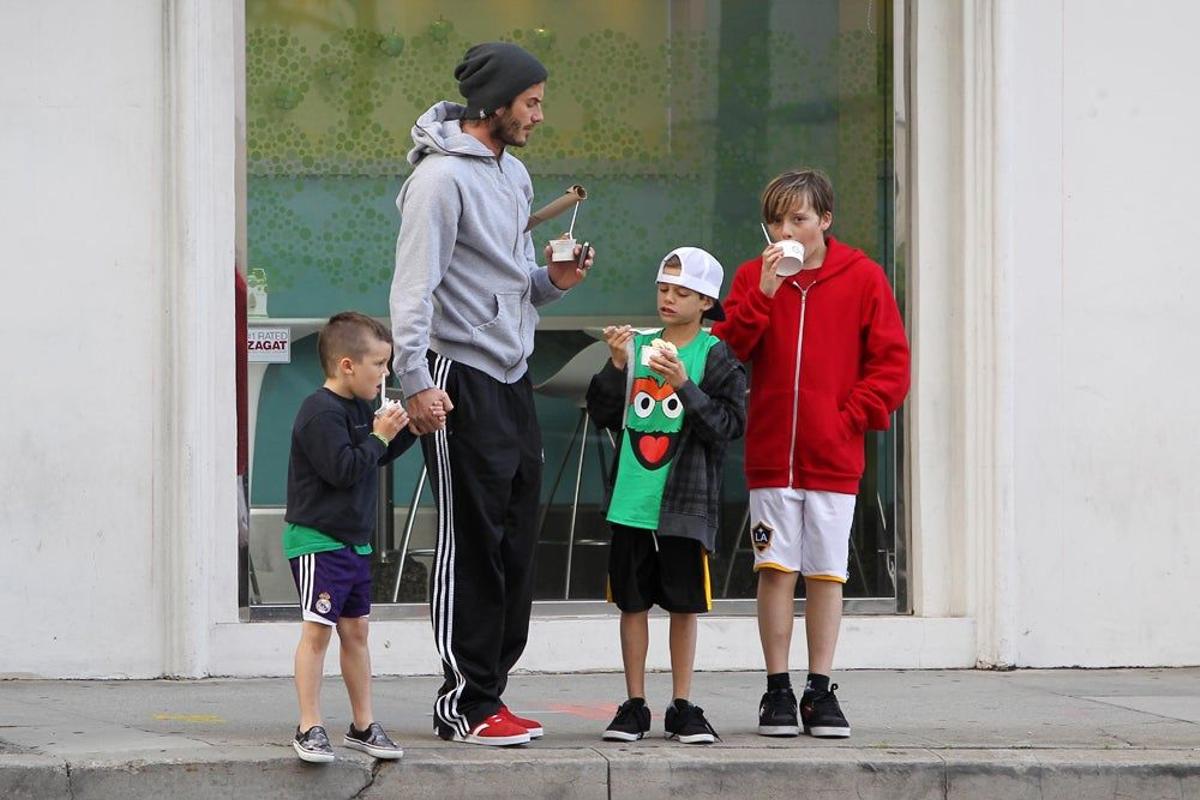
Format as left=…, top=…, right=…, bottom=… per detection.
left=586, top=338, right=747, bottom=553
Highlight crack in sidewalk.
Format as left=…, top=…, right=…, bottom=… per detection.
left=350, top=758, right=385, bottom=799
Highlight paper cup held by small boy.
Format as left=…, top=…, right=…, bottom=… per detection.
left=774, top=240, right=806, bottom=276
left=550, top=236, right=577, bottom=263
left=640, top=338, right=677, bottom=367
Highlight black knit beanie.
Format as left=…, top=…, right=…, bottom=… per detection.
left=454, top=42, right=548, bottom=120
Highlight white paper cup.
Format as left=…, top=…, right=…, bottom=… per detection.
left=774, top=239, right=806, bottom=276
left=549, top=236, right=577, bottom=263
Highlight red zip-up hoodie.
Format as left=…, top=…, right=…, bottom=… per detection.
left=713, top=237, right=910, bottom=493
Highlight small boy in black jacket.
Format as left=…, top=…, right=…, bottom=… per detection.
left=284, top=311, right=440, bottom=763
left=587, top=247, right=746, bottom=744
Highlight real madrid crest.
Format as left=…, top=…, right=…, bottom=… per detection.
left=315, top=592, right=332, bottom=614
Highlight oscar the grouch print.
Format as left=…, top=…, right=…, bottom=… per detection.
left=606, top=329, right=718, bottom=531
left=626, top=374, right=684, bottom=470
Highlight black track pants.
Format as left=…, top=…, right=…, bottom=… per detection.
left=422, top=353, right=542, bottom=735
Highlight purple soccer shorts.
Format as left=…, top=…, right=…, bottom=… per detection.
left=289, top=547, right=372, bottom=626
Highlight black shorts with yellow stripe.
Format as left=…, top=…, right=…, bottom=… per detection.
left=606, top=524, right=712, bottom=614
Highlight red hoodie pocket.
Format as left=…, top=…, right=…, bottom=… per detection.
left=745, top=385, right=791, bottom=475
left=794, top=388, right=864, bottom=479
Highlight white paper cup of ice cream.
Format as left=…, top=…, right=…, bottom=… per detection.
left=774, top=239, right=806, bottom=276
left=549, top=236, right=577, bottom=263
left=640, top=339, right=677, bottom=367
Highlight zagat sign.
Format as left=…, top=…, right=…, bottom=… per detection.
left=247, top=326, right=291, bottom=364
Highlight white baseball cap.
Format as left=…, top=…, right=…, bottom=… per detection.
left=655, top=246, right=726, bottom=321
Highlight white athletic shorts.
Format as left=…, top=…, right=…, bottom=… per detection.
left=748, top=488, right=857, bottom=583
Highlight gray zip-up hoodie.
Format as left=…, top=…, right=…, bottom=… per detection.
left=389, top=101, right=566, bottom=396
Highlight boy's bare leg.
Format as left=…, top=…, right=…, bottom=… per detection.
left=668, top=612, right=698, bottom=700
left=757, top=569, right=799, bottom=674
left=295, top=621, right=334, bottom=730
left=620, top=611, right=650, bottom=699
left=803, top=577, right=843, bottom=676
left=337, top=616, right=374, bottom=731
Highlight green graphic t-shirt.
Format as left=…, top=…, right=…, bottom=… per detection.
left=606, top=329, right=719, bottom=530
left=282, top=522, right=373, bottom=559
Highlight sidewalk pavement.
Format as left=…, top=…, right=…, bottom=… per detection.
left=2, top=668, right=1198, bottom=799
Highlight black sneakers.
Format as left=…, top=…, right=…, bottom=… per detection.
left=604, top=698, right=721, bottom=744
left=293, top=725, right=335, bottom=763
left=663, top=699, right=720, bottom=745
left=757, top=687, right=801, bottom=737
left=344, top=721, right=404, bottom=760
left=602, top=697, right=651, bottom=741
left=800, top=683, right=852, bottom=738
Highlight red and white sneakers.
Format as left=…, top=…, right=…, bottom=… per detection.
left=498, top=705, right=544, bottom=738
left=453, top=713, right=531, bottom=746
left=434, top=706, right=545, bottom=746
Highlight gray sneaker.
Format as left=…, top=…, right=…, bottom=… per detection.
left=344, top=722, right=404, bottom=760
left=293, top=725, right=335, bottom=763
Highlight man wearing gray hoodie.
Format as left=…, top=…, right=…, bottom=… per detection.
left=389, top=42, right=594, bottom=747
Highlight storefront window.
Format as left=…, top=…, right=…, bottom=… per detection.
left=243, top=0, right=902, bottom=613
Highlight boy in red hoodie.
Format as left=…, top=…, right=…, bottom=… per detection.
left=713, top=170, right=909, bottom=739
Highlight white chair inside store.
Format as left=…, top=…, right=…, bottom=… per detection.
left=533, top=340, right=618, bottom=599
left=721, top=505, right=753, bottom=598
left=389, top=466, right=437, bottom=603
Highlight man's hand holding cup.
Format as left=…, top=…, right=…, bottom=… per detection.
left=546, top=232, right=594, bottom=290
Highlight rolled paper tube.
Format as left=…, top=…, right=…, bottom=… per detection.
left=525, top=184, right=588, bottom=232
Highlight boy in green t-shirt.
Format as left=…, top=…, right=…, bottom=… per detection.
left=586, top=247, right=747, bottom=744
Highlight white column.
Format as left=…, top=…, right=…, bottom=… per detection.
left=159, top=0, right=239, bottom=677
left=960, top=0, right=1018, bottom=668
left=908, top=0, right=1017, bottom=666
left=908, top=0, right=971, bottom=622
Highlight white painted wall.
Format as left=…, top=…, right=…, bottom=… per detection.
left=1000, top=1, right=1200, bottom=666
left=0, top=2, right=168, bottom=677
left=4, top=0, right=1196, bottom=678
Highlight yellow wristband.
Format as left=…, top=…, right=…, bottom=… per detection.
left=371, top=431, right=391, bottom=447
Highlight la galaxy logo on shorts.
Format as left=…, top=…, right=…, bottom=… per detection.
left=315, top=592, right=332, bottom=614
left=751, top=522, right=774, bottom=553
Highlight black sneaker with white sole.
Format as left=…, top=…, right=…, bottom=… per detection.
left=663, top=699, right=720, bottom=745
left=602, top=697, right=651, bottom=741
left=293, top=725, right=335, bottom=763
left=800, top=683, right=852, bottom=738
left=344, top=722, right=404, bottom=760
left=757, top=687, right=801, bottom=736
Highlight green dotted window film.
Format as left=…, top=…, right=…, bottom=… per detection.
left=245, top=0, right=900, bottom=607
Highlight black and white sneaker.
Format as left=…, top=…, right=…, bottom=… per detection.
left=293, top=725, right=335, bottom=763
left=602, top=698, right=651, bottom=741
left=800, top=683, right=852, bottom=738
left=663, top=699, right=720, bottom=745
left=344, top=722, right=404, bottom=760
left=757, top=687, right=801, bottom=736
